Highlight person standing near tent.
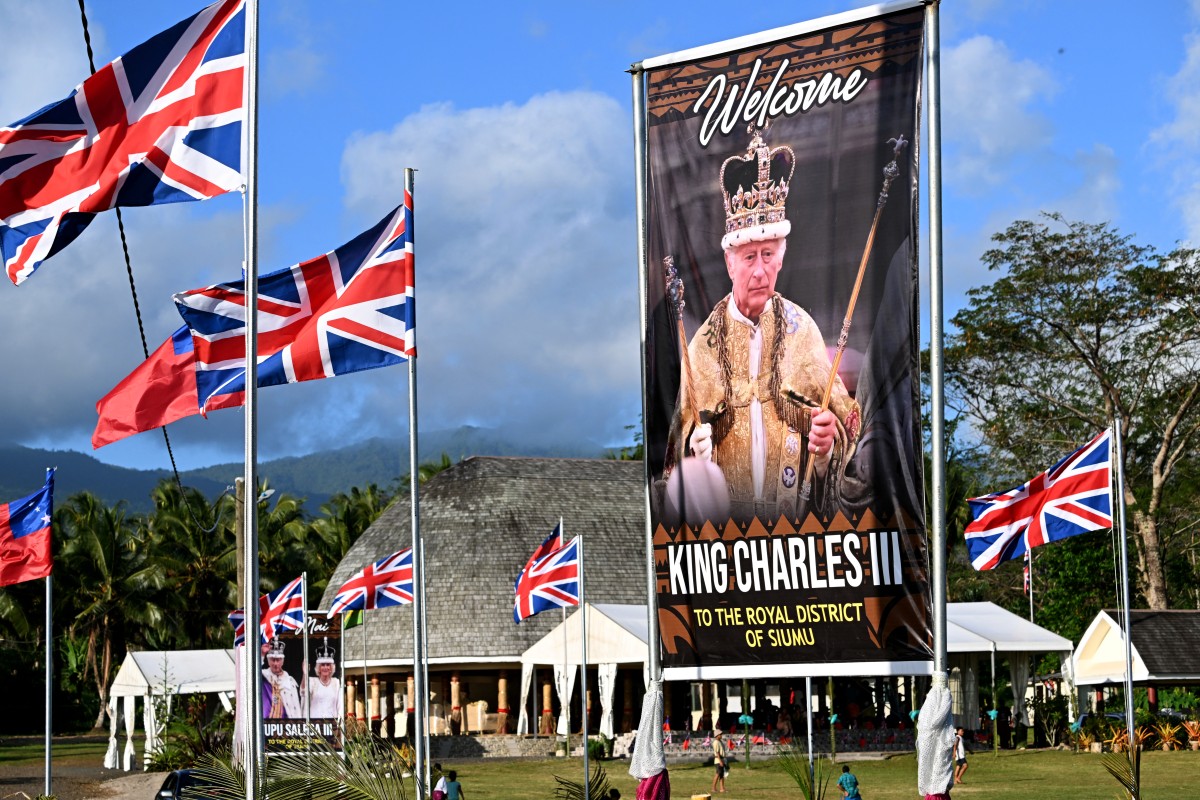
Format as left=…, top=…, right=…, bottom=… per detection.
left=711, top=728, right=727, bottom=793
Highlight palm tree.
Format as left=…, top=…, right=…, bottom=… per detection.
left=55, top=492, right=166, bottom=729
left=308, top=484, right=394, bottom=596
left=145, top=480, right=238, bottom=649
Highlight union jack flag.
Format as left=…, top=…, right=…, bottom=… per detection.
left=513, top=522, right=562, bottom=592
left=327, top=548, right=414, bottom=616
left=227, top=575, right=305, bottom=646
left=173, top=197, right=414, bottom=412
left=0, top=0, right=245, bottom=285
left=513, top=535, right=580, bottom=623
left=964, top=429, right=1113, bottom=571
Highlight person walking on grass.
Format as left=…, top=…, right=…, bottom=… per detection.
left=711, top=728, right=728, bottom=793
left=444, top=769, right=465, bottom=800
left=953, top=727, right=969, bottom=785
left=838, top=764, right=863, bottom=799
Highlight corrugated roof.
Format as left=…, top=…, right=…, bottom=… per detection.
left=318, top=457, right=649, bottom=665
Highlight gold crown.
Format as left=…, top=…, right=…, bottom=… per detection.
left=266, top=638, right=286, bottom=657
left=720, top=125, right=795, bottom=250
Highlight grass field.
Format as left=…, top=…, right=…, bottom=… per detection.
left=3, top=739, right=1197, bottom=799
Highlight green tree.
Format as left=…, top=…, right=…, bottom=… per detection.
left=55, top=491, right=165, bottom=729
left=308, top=484, right=393, bottom=597
left=946, top=215, right=1200, bottom=609
left=145, top=480, right=238, bottom=649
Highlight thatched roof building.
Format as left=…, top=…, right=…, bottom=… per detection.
left=318, top=456, right=650, bottom=735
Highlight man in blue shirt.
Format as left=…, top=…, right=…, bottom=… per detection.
left=837, top=764, right=862, bottom=800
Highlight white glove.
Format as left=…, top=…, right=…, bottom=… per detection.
left=689, top=422, right=713, bottom=461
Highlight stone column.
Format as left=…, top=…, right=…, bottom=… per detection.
left=700, top=681, right=713, bottom=731
left=346, top=680, right=357, bottom=731
left=497, top=670, right=509, bottom=734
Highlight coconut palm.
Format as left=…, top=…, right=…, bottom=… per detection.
left=54, top=491, right=166, bottom=729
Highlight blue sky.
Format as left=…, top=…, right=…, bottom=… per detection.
left=1, top=0, right=1198, bottom=474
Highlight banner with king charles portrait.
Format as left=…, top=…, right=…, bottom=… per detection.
left=640, top=1, right=931, bottom=679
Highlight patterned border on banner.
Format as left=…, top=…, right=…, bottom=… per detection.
left=642, top=5, right=931, bottom=679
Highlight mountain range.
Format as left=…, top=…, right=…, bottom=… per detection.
left=0, top=426, right=613, bottom=514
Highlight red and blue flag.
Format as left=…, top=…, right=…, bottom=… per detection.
left=173, top=197, right=415, bottom=413
left=228, top=575, right=305, bottom=647
left=0, top=0, right=245, bottom=285
left=514, top=533, right=580, bottom=623
left=0, top=469, right=55, bottom=587
left=964, top=429, right=1113, bottom=571
left=513, top=522, right=562, bottom=593
left=327, top=547, right=414, bottom=616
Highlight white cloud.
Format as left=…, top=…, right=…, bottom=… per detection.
left=942, top=35, right=1057, bottom=191
left=1149, top=31, right=1200, bottom=243
left=0, top=0, right=96, bottom=126
left=341, top=90, right=640, bottom=451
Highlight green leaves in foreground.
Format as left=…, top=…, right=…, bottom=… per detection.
left=552, top=762, right=612, bottom=800
left=185, top=729, right=412, bottom=800
left=776, top=747, right=831, bottom=800
left=1101, top=747, right=1141, bottom=800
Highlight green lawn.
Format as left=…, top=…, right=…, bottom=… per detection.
left=3, top=739, right=1198, bottom=800
left=449, top=750, right=1200, bottom=800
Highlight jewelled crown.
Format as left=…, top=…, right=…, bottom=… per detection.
left=720, top=125, right=795, bottom=250
left=266, top=638, right=286, bottom=658
left=315, top=637, right=336, bottom=664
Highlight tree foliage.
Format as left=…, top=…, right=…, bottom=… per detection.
left=946, top=214, right=1200, bottom=609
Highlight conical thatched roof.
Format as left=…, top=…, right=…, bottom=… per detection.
left=319, top=457, right=649, bottom=665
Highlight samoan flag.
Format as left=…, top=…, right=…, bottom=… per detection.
left=327, top=548, right=414, bottom=616
left=513, top=535, right=580, bottom=623
left=0, top=469, right=55, bottom=587
left=0, top=0, right=245, bottom=285
left=964, top=429, right=1113, bottom=570
left=228, top=575, right=305, bottom=646
left=174, top=198, right=414, bottom=413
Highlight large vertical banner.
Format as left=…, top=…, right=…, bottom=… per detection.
left=642, top=2, right=931, bottom=679
left=263, top=612, right=344, bottom=752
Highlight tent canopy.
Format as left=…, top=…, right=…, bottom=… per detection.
left=1071, top=609, right=1200, bottom=686
left=947, top=602, right=1073, bottom=654
left=521, top=603, right=648, bottom=666
left=109, top=649, right=236, bottom=697
left=520, top=601, right=1070, bottom=669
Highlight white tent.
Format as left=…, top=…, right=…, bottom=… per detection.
left=517, top=603, right=648, bottom=738
left=105, top=649, right=236, bottom=771
left=518, top=602, right=1074, bottom=732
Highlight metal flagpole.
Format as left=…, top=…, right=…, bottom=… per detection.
left=805, top=676, right=814, bottom=783
left=579, top=535, right=589, bottom=789
left=1028, top=550, right=1035, bottom=624
left=363, top=608, right=370, bottom=730
left=45, top=572, right=52, bottom=798
left=420, top=543, right=430, bottom=788
left=630, top=64, right=660, bottom=686
left=405, top=166, right=428, bottom=799
left=1113, top=420, right=1136, bottom=779
left=561, top=517, right=569, bottom=757
left=241, top=1, right=262, bottom=796
left=991, top=644, right=999, bottom=757
left=926, top=0, right=949, bottom=681
left=302, top=574, right=310, bottom=748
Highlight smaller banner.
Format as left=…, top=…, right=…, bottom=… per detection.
left=263, top=612, right=344, bottom=753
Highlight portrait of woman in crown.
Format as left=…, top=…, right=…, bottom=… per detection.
left=304, top=637, right=343, bottom=719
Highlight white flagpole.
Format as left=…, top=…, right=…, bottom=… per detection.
left=561, top=518, right=569, bottom=757
left=1112, top=421, right=1136, bottom=774
left=302, top=574, right=310, bottom=743
left=579, top=534, right=589, bottom=789
left=363, top=607, right=370, bottom=730
left=240, top=1, right=262, bottom=795
left=405, top=166, right=429, bottom=798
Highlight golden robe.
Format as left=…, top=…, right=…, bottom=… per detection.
left=676, top=293, right=860, bottom=522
